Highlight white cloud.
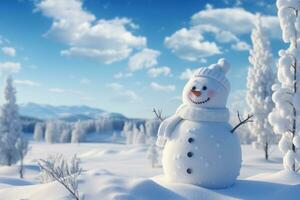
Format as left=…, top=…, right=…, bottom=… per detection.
left=191, top=7, right=280, bottom=38
left=36, top=0, right=146, bottom=64
left=80, top=78, right=91, bottom=84
left=15, top=80, right=40, bottom=86
left=106, top=82, right=139, bottom=102
left=205, top=3, right=214, bottom=10
left=49, top=88, right=65, bottom=93
left=179, top=68, right=197, bottom=80
left=114, top=72, right=133, bottom=79
left=2, top=47, right=16, bottom=57
left=147, top=66, right=171, bottom=78
left=128, top=48, right=160, bottom=71
left=0, top=35, right=9, bottom=45
left=106, top=82, right=124, bottom=91
left=235, top=0, right=243, bottom=6
left=118, top=90, right=139, bottom=102
left=215, top=30, right=239, bottom=43
left=191, top=25, right=249, bottom=52
left=231, top=41, right=250, bottom=51
left=165, top=7, right=280, bottom=61
left=0, top=62, right=21, bottom=74
left=69, top=89, right=84, bottom=96
left=150, top=82, right=175, bottom=92
left=164, top=27, right=221, bottom=61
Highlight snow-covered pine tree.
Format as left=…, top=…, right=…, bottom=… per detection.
left=60, top=126, right=72, bottom=143
left=34, top=122, right=45, bottom=141
left=0, top=76, right=23, bottom=166
left=145, top=119, right=160, bottom=139
left=45, top=121, right=60, bottom=143
left=269, top=0, right=300, bottom=171
left=123, top=121, right=134, bottom=144
left=246, top=15, right=276, bottom=160
left=135, top=124, right=146, bottom=144
left=111, top=131, right=118, bottom=142
left=147, top=144, right=159, bottom=168
left=71, top=121, right=86, bottom=143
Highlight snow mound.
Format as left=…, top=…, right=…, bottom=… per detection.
left=79, top=146, right=148, bottom=158
left=247, top=170, right=300, bottom=185
left=123, top=146, right=148, bottom=154
left=0, top=165, right=40, bottom=180
left=268, top=184, right=300, bottom=200
left=80, top=170, right=184, bottom=200
left=2, top=170, right=300, bottom=200
left=153, top=171, right=300, bottom=200
left=0, top=170, right=183, bottom=200
left=0, top=177, right=33, bottom=187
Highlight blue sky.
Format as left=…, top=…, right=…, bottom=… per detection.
left=0, top=0, right=286, bottom=118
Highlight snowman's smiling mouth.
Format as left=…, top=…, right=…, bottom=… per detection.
left=189, top=96, right=210, bottom=105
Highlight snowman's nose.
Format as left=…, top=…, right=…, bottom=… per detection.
left=192, top=90, right=201, bottom=97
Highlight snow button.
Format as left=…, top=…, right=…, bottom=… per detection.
left=188, top=137, right=194, bottom=143
left=186, top=168, right=192, bottom=174
left=187, top=152, right=193, bottom=157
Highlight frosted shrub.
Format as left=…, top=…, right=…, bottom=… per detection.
left=38, top=154, right=84, bottom=200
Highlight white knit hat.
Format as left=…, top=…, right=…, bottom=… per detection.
left=192, top=58, right=230, bottom=91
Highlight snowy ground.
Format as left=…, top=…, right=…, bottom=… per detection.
left=0, top=142, right=299, bottom=200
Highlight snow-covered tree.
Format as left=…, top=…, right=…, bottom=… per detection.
left=0, top=76, right=23, bottom=166
left=15, top=136, right=29, bottom=178
left=34, top=122, right=45, bottom=141
left=123, top=121, right=134, bottom=144
left=147, top=144, right=159, bottom=168
left=45, top=121, right=61, bottom=143
left=269, top=0, right=300, bottom=171
left=71, top=121, right=86, bottom=143
left=145, top=119, right=160, bottom=138
left=135, top=124, right=146, bottom=144
left=247, top=15, right=276, bottom=160
left=111, top=131, right=118, bottom=142
left=95, top=117, right=113, bottom=133
left=60, top=126, right=72, bottom=143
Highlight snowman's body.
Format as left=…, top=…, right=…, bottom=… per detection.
left=162, top=120, right=241, bottom=188
left=157, top=59, right=242, bottom=189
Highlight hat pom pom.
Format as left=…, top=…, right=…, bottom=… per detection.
left=217, top=58, right=230, bottom=74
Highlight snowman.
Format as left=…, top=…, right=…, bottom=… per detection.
left=156, top=58, right=242, bottom=189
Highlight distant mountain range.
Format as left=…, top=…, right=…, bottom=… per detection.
left=19, top=103, right=126, bottom=121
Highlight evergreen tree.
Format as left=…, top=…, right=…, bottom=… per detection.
left=247, top=15, right=276, bottom=160
left=0, top=76, right=26, bottom=166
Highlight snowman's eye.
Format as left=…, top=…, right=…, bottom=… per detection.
left=202, top=86, right=207, bottom=90
left=192, top=86, right=196, bottom=91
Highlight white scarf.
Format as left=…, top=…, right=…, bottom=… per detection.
left=156, top=104, right=229, bottom=147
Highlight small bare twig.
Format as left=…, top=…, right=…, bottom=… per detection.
left=231, top=111, right=254, bottom=134
left=153, top=108, right=164, bottom=121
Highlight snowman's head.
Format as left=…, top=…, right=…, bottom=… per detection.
left=182, top=58, right=230, bottom=108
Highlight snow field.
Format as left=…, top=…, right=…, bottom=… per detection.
left=0, top=143, right=299, bottom=200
